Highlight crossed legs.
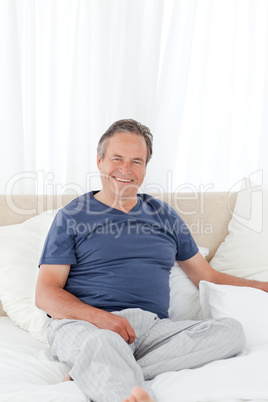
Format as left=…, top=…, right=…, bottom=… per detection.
left=47, top=309, right=245, bottom=402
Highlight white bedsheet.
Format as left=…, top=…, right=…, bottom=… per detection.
left=1, top=317, right=268, bottom=402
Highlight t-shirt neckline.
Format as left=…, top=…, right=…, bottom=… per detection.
left=90, top=191, right=142, bottom=215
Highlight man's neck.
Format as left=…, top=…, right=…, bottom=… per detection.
left=94, top=190, right=138, bottom=213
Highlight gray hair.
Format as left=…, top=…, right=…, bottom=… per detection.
left=97, top=119, right=153, bottom=164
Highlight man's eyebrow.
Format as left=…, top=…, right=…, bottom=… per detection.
left=111, top=154, right=123, bottom=158
left=111, top=154, right=145, bottom=161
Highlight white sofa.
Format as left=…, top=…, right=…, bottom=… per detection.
left=1, top=187, right=268, bottom=402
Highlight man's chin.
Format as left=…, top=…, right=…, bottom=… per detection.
left=110, top=182, right=139, bottom=196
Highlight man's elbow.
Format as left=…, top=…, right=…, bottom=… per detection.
left=35, top=285, right=48, bottom=312
left=35, top=291, right=43, bottom=311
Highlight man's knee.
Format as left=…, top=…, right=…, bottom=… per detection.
left=215, top=317, right=245, bottom=355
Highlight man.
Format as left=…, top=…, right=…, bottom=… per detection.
left=36, top=119, right=268, bottom=402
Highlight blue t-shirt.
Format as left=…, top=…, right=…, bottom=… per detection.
left=39, top=191, right=198, bottom=318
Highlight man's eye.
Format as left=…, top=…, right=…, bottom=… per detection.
left=133, top=160, right=141, bottom=165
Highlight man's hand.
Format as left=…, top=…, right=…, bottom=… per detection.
left=93, top=310, right=136, bottom=344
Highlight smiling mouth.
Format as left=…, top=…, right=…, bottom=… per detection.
left=112, top=176, right=134, bottom=183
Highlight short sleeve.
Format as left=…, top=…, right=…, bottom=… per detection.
left=39, top=210, right=77, bottom=266
left=174, top=217, right=199, bottom=261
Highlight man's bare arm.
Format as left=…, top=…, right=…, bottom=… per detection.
left=35, top=264, right=136, bottom=344
left=178, top=252, right=268, bottom=292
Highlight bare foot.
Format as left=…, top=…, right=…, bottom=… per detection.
left=63, top=373, right=73, bottom=382
left=122, top=386, right=156, bottom=402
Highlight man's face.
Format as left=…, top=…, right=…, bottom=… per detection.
left=97, top=132, right=147, bottom=201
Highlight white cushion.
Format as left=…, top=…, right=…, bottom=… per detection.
left=199, top=281, right=268, bottom=348
left=0, top=210, right=57, bottom=343
left=169, top=246, right=208, bottom=321
left=210, top=178, right=268, bottom=281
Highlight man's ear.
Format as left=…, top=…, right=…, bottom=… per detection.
left=96, top=154, right=101, bottom=171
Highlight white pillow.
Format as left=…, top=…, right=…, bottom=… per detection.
left=169, top=246, right=209, bottom=321
left=199, top=281, right=268, bottom=349
left=210, top=178, right=268, bottom=281
left=0, top=210, right=58, bottom=343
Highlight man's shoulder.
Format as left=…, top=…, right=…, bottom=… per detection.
left=57, top=192, right=93, bottom=218
left=63, top=192, right=91, bottom=209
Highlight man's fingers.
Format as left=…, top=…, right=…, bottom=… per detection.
left=126, top=323, right=136, bottom=344
left=118, top=322, right=136, bottom=344
left=119, top=329, right=134, bottom=344
left=97, top=312, right=136, bottom=344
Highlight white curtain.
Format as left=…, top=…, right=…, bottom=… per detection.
left=1, top=0, right=268, bottom=195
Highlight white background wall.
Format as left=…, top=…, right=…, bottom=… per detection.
left=1, top=0, right=268, bottom=195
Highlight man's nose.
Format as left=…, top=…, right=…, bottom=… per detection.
left=119, top=161, right=132, bottom=174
